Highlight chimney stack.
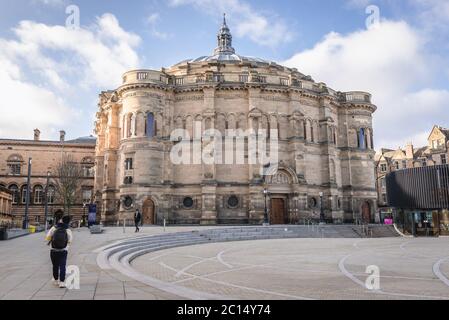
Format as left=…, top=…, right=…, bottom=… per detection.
left=406, top=142, right=414, bottom=159
left=60, top=130, right=66, bottom=142
left=34, top=129, right=41, bottom=141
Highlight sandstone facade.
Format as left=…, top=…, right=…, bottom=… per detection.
left=95, top=18, right=378, bottom=225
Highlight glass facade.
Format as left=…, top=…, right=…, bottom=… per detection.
left=395, top=209, right=449, bottom=237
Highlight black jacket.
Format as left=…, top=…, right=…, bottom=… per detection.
left=134, top=211, right=141, bottom=222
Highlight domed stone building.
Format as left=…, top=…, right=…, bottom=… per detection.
left=94, top=17, right=378, bottom=225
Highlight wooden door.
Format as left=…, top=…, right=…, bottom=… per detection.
left=142, top=198, right=155, bottom=225
left=362, top=202, right=371, bottom=224
left=270, top=198, right=285, bottom=225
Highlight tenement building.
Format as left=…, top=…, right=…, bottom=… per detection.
left=0, top=130, right=96, bottom=225
left=0, top=186, right=13, bottom=226
left=376, top=125, right=449, bottom=221
left=94, top=17, right=378, bottom=225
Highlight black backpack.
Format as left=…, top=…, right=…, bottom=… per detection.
left=51, top=227, right=68, bottom=249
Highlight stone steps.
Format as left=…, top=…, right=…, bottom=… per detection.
left=97, top=225, right=401, bottom=271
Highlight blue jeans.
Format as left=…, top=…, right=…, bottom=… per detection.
left=50, top=250, right=68, bottom=282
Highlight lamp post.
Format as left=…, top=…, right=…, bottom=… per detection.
left=44, top=171, right=50, bottom=231
left=319, top=192, right=325, bottom=224
left=23, top=158, right=32, bottom=230
left=82, top=202, right=87, bottom=227
left=263, top=188, right=269, bottom=225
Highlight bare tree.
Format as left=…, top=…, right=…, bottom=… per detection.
left=53, top=154, right=83, bottom=217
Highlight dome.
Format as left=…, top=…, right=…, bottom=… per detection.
left=173, top=14, right=275, bottom=67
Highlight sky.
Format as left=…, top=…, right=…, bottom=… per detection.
left=0, top=0, right=448, bottom=150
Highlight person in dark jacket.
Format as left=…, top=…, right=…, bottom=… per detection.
left=134, top=209, right=141, bottom=233
left=45, top=215, right=73, bottom=288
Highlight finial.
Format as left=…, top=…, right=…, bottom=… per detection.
left=223, top=13, right=226, bottom=25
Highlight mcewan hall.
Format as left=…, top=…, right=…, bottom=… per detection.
left=0, top=18, right=379, bottom=226
left=93, top=17, right=378, bottom=226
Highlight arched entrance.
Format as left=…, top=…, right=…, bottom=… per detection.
left=362, top=202, right=371, bottom=223
left=142, top=198, right=155, bottom=225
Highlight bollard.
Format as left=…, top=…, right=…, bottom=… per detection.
left=163, top=219, right=166, bottom=232
left=123, top=219, right=126, bottom=233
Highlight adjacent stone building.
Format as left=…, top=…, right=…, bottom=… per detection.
left=0, top=186, right=13, bottom=226
left=0, top=130, right=96, bottom=225
left=94, top=17, right=378, bottom=225
left=376, top=125, right=449, bottom=220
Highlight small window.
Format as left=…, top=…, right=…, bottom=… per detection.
left=227, top=195, right=239, bottom=208
left=9, top=185, right=19, bottom=204
left=8, top=163, right=21, bottom=175
left=380, top=164, right=387, bottom=172
left=82, top=189, right=92, bottom=203
left=441, top=154, right=447, bottom=165
left=175, top=78, right=184, bottom=85
left=239, top=75, right=248, bottom=83
left=21, top=185, right=28, bottom=204
left=280, top=78, right=289, bottom=86
left=47, top=186, right=55, bottom=204
left=34, top=186, right=43, bottom=204
left=259, top=76, right=267, bottom=83
left=123, top=196, right=133, bottom=209
left=402, top=160, right=407, bottom=169
left=137, top=72, right=148, bottom=80
left=124, top=176, right=133, bottom=184
left=125, top=158, right=133, bottom=170
left=183, top=197, right=194, bottom=209
left=394, top=162, right=399, bottom=170
left=309, top=197, right=317, bottom=208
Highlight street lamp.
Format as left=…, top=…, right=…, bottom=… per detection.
left=23, top=158, right=32, bottom=230
left=263, top=188, right=269, bottom=225
left=44, top=171, right=50, bottom=231
left=82, top=202, right=87, bottom=227
left=319, top=192, right=325, bottom=224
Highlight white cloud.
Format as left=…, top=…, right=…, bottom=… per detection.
left=146, top=13, right=172, bottom=40
left=168, top=0, right=293, bottom=47
left=283, top=20, right=449, bottom=150
left=0, top=13, right=141, bottom=139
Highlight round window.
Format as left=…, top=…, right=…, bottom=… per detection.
left=309, top=197, right=317, bottom=208
left=123, top=196, right=133, bottom=209
left=228, top=195, right=239, bottom=208
left=183, top=197, right=194, bottom=208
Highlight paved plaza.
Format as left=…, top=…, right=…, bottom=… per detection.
left=1, top=227, right=449, bottom=300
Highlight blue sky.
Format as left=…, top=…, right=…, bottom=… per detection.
left=0, top=0, right=448, bottom=149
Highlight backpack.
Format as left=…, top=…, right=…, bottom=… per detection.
left=51, top=227, right=68, bottom=250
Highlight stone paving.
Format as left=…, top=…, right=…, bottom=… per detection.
left=130, top=237, right=449, bottom=300
left=1, top=226, right=449, bottom=300
left=0, top=226, right=218, bottom=300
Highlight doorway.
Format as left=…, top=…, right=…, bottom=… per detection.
left=362, top=202, right=371, bottom=223
left=142, top=198, right=155, bottom=225
left=270, top=198, right=286, bottom=225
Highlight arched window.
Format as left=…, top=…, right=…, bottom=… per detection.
left=358, top=128, right=366, bottom=149
left=21, top=185, right=28, bottom=204
left=34, top=185, right=43, bottom=204
left=303, top=121, right=307, bottom=140
left=310, top=122, right=314, bottom=142
left=8, top=184, right=19, bottom=204
left=126, top=113, right=132, bottom=138
left=47, top=186, right=55, bottom=204
left=146, top=113, right=155, bottom=137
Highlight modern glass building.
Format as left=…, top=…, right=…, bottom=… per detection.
left=386, top=164, right=449, bottom=237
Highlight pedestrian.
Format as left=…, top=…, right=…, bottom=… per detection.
left=45, top=215, right=73, bottom=288
left=134, top=209, right=141, bottom=233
